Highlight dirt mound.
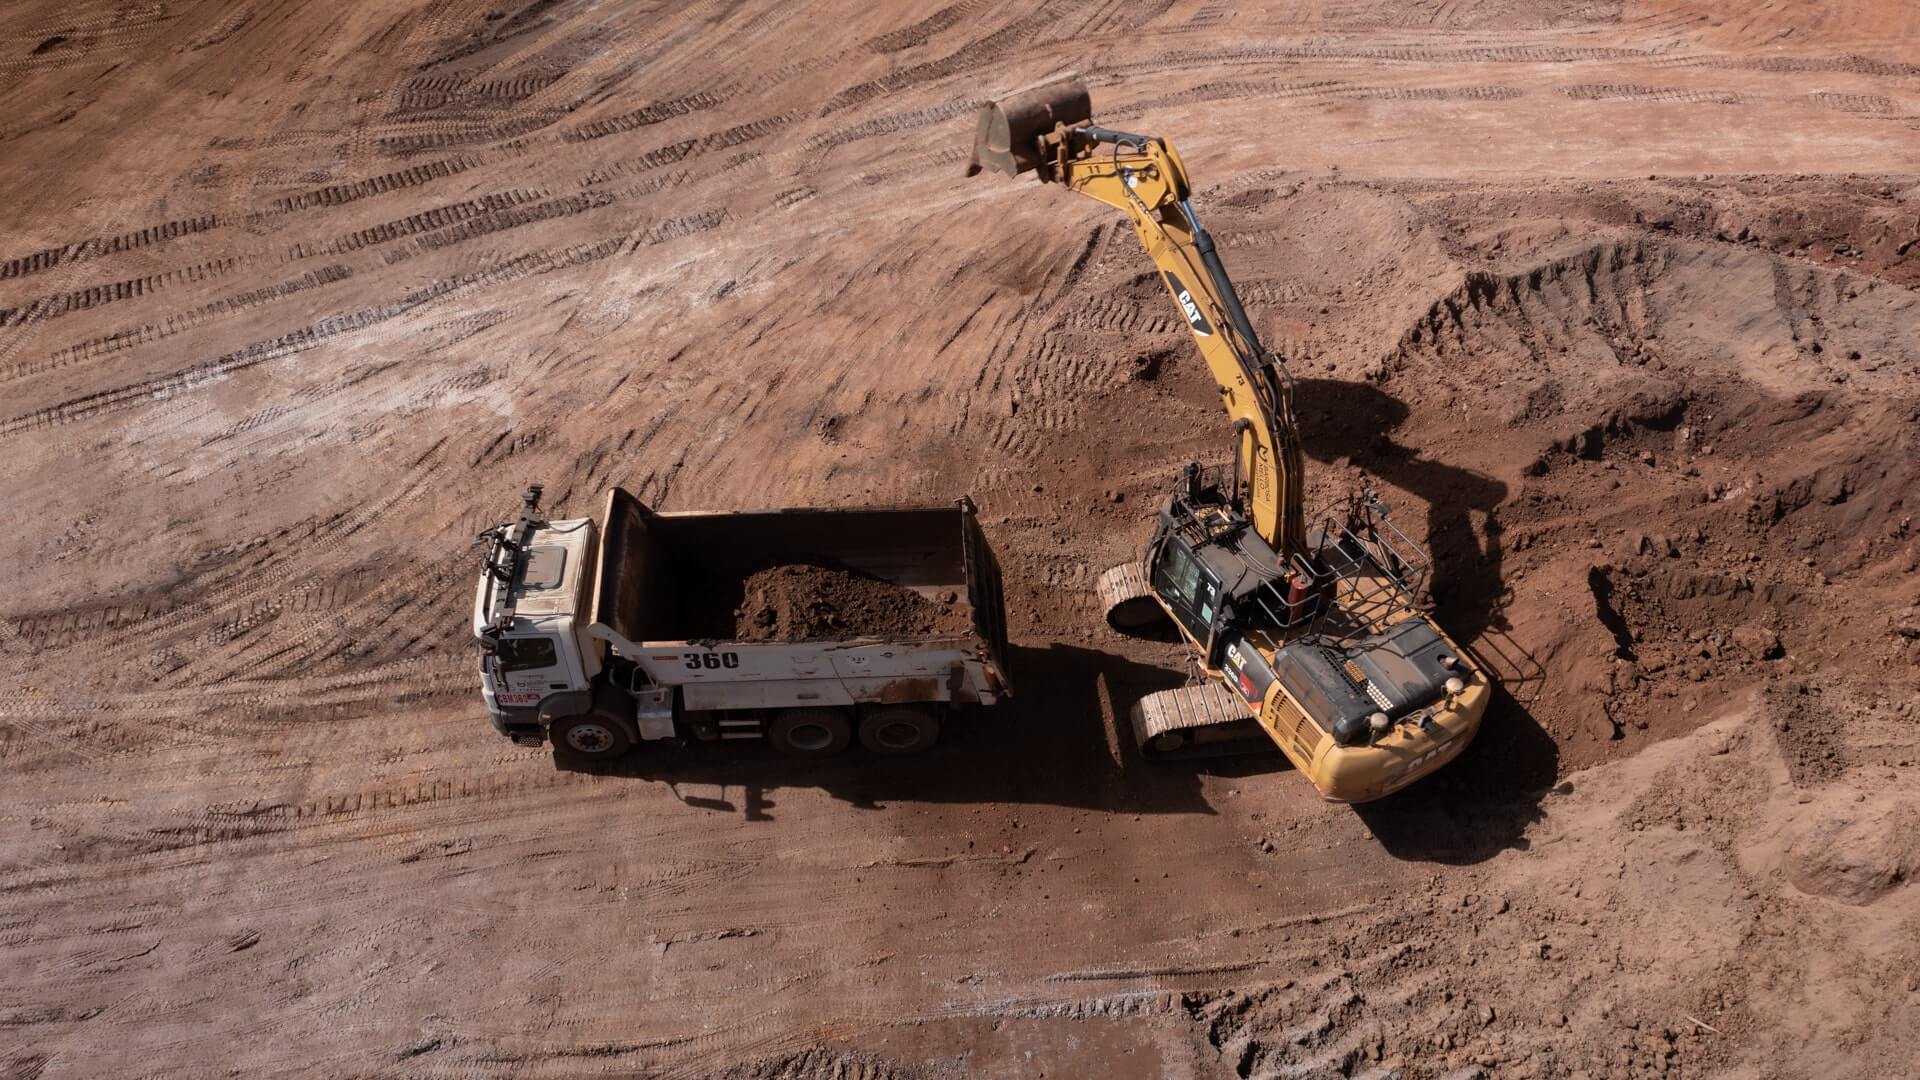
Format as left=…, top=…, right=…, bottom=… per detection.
left=715, top=560, right=971, bottom=642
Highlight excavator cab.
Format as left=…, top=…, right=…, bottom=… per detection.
left=1148, top=531, right=1225, bottom=653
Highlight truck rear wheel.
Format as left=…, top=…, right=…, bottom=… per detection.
left=768, top=708, right=852, bottom=758
left=549, top=715, right=634, bottom=759
left=858, top=705, right=942, bottom=755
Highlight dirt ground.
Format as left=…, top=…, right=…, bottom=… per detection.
left=3, top=1, right=1918, bottom=1077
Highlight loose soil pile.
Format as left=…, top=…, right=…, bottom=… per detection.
left=710, top=560, right=971, bottom=642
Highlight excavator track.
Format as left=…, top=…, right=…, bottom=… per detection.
left=1097, top=562, right=1165, bottom=631
left=1130, top=681, right=1273, bottom=760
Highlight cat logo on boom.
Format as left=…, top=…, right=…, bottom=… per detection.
left=1164, top=271, right=1213, bottom=337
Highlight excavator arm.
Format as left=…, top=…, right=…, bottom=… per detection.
left=969, top=82, right=1306, bottom=555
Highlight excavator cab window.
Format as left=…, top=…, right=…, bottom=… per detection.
left=1152, top=537, right=1221, bottom=648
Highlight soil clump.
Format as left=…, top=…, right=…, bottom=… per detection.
left=712, top=560, right=970, bottom=642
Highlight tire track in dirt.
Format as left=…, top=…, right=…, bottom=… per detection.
left=820, top=3, right=1069, bottom=114
left=4, top=264, right=355, bottom=385
left=1805, top=90, right=1898, bottom=114
left=0, top=2, right=182, bottom=82
left=1110, top=78, right=1531, bottom=118
left=269, top=156, right=479, bottom=213
left=860, top=1, right=984, bottom=54
left=559, top=89, right=731, bottom=142
left=0, top=214, right=221, bottom=283
left=174, top=545, right=473, bottom=688
left=0, top=239, right=627, bottom=438
left=372, top=106, right=578, bottom=156
left=1668, top=52, right=1920, bottom=78
left=288, top=188, right=549, bottom=257
left=0, top=658, right=470, bottom=767
left=0, top=257, right=239, bottom=328
left=4, top=439, right=469, bottom=695
left=1380, top=236, right=1670, bottom=380
left=1561, top=82, right=1750, bottom=104
left=1120, top=39, right=1685, bottom=78
left=389, top=70, right=569, bottom=114
left=377, top=189, right=616, bottom=264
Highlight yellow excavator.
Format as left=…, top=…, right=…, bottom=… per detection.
left=968, top=82, right=1488, bottom=802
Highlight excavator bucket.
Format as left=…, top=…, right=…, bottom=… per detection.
left=965, top=80, right=1092, bottom=177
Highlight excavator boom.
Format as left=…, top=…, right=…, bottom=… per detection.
left=970, top=82, right=1306, bottom=556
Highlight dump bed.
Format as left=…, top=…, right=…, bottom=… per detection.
left=585, top=489, right=1010, bottom=707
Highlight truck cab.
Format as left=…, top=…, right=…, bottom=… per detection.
left=472, top=491, right=598, bottom=746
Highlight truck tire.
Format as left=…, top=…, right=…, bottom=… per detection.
left=858, top=705, right=942, bottom=755
left=768, top=708, right=852, bottom=758
left=549, top=715, right=634, bottom=759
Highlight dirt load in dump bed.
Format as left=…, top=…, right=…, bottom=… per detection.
left=702, top=559, right=974, bottom=642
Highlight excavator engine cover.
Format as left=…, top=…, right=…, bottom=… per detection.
left=1271, top=643, right=1377, bottom=747
left=966, top=81, right=1092, bottom=178
left=1346, top=619, right=1455, bottom=718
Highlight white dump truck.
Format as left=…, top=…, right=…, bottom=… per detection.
left=472, top=486, right=1011, bottom=760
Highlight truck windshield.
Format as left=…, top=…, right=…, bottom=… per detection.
left=498, top=637, right=558, bottom=671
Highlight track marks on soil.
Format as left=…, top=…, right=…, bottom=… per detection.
left=562, top=90, right=729, bottom=142
left=1385, top=236, right=1668, bottom=377
left=1805, top=91, right=1897, bottom=114
left=0, top=215, right=220, bottom=282
left=821, top=4, right=1065, bottom=113
left=1114, top=78, right=1526, bottom=117
left=5, top=265, right=354, bottom=384
left=295, top=189, right=548, bottom=256
left=861, top=2, right=978, bottom=54
left=0, top=258, right=239, bottom=328
left=578, top=115, right=793, bottom=187
left=271, top=157, right=478, bottom=212
left=0, top=241, right=627, bottom=437
left=376, top=107, right=577, bottom=154
left=1562, top=83, right=1748, bottom=104
left=384, top=190, right=615, bottom=262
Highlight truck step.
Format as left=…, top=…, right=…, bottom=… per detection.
left=1130, top=681, right=1271, bottom=760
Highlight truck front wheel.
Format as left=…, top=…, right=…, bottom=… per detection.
left=858, top=705, right=942, bottom=755
left=549, top=715, right=634, bottom=759
left=768, top=708, right=852, bottom=758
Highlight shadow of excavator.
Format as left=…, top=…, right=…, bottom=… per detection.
left=1292, top=378, right=1511, bottom=644
left=1289, top=377, right=1559, bottom=864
